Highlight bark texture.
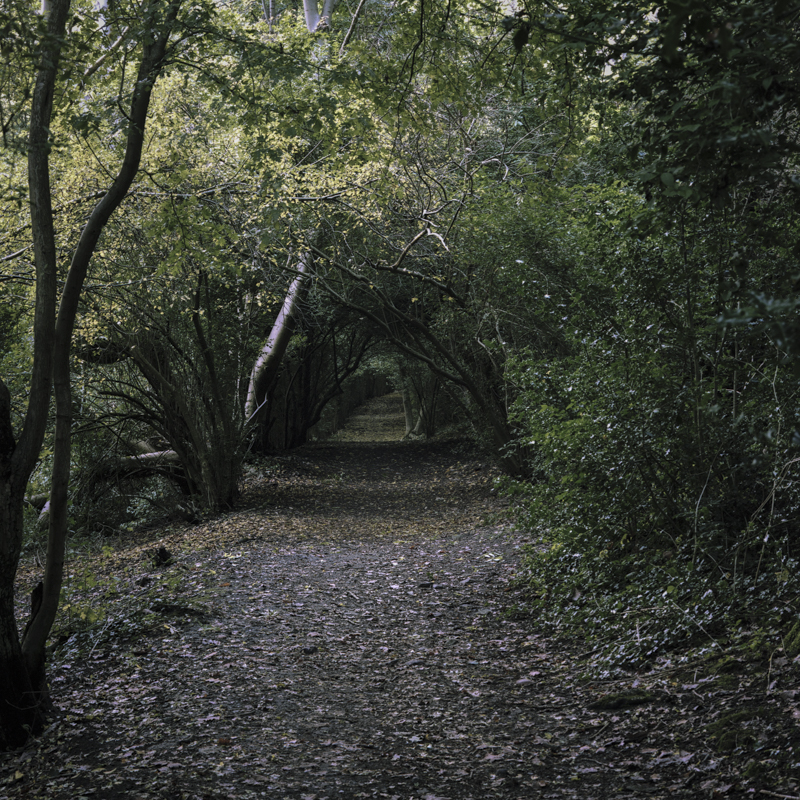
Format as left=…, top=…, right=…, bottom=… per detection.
left=22, top=0, right=183, bottom=692
left=245, top=254, right=313, bottom=425
left=0, top=0, right=72, bottom=749
left=302, top=0, right=335, bottom=31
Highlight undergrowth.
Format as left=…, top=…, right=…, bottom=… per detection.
left=503, top=322, right=800, bottom=676
left=508, top=514, right=800, bottom=677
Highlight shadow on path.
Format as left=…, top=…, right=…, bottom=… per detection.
left=0, top=394, right=769, bottom=799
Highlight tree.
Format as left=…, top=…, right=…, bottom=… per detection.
left=246, top=290, right=379, bottom=449
left=300, top=99, right=575, bottom=472
left=0, top=0, right=617, bottom=744
left=246, top=250, right=314, bottom=426
left=0, top=0, right=198, bottom=745
left=1, top=0, right=73, bottom=746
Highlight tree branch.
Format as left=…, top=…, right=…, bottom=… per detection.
left=339, top=0, right=367, bottom=54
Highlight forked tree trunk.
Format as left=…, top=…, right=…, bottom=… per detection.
left=21, top=1, right=182, bottom=695
left=302, top=0, right=335, bottom=31
left=0, top=0, right=182, bottom=743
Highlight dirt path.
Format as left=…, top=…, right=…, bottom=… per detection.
left=0, top=395, right=794, bottom=799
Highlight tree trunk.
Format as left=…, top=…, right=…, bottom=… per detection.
left=302, top=0, right=335, bottom=31
left=0, top=0, right=71, bottom=748
left=20, top=0, right=183, bottom=709
left=245, top=253, right=312, bottom=424
left=399, top=362, right=424, bottom=438
left=0, top=506, right=45, bottom=749
left=0, top=396, right=47, bottom=744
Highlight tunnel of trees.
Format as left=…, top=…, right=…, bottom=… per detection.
left=1, top=0, right=799, bottom=748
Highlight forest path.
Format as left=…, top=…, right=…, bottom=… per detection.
left=1, top=395, right=763, bottom=799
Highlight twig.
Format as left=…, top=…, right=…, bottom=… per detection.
left=87, top=618, right=112, bottom=658
left=767, top=648, right=777, bottom=694
left=0, top=245, right=32, bottom=263
left=82, top=26, right=132, bottom=83
left=759, top=790, right=800, bottom=800
left=665, top=598, right=722, bottom=650
left=339, top=0, right=368, bottom=55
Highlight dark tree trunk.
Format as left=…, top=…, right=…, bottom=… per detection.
left=0, top=510, right=45, bottom=748
left=22, top=0, right=183, bottom=692
left=0, top=0, right=71, bottom=748
left=0, top=0, right=183, bottom=746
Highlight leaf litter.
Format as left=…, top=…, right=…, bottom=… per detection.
left=2, top=395, right=799, bottom=799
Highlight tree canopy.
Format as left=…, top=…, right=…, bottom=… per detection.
left=1, top=0, right=799, bottom=748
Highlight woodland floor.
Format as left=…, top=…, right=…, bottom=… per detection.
left=2, top=394, right=800, bottom=800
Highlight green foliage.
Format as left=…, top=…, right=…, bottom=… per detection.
left=784, top=621, right=800, bottom=659
left=57, top=563, right=109, bottom=633
left=5, top=0, right=800, bottom=695
left=706, top=707, right=778, bottom=753
left=506, top=277, right=800, bottom=671
left=492, top=0, right=800, bottom=675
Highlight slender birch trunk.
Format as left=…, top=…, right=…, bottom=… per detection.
left=245, top=253, right=313, bottom=424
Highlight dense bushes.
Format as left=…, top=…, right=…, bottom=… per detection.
left=504, top=187, right=800, bottom=671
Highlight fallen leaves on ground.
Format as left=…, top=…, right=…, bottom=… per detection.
left=2, top=395, right=799, bottom=799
